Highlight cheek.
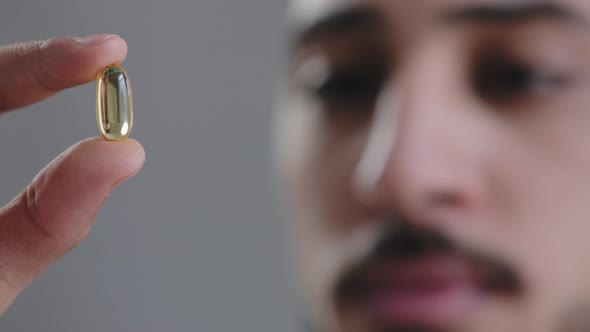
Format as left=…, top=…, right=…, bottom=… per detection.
left=484, top=109, right=590, bottom=318
left=276, top=102, right=378, bottom=324
left=304, top=120, right=372, bottom=232
left=277, top=95, right=374, bottom=233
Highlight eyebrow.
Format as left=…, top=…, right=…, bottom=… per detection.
left=292, top=2, right=587, bottom=49
left=444, top=2, right=588, bottom=26
left=292, top=5, right=382, bottom=47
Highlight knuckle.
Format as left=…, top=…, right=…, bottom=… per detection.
left=16, top=179, right=90, bottom=253
left=10, top=40, right=47, bottom=57
left=32, top=42, right=62, bottom=93
left=5, top=40, right=46, bottom=76
left=4, top=38, right=68, bottom=95
left=20, top=185, right=54, bottom=241
left=0, top=40, right=48, bottom=110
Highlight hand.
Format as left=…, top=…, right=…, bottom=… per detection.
left=0, top=34, right=145, bottom=314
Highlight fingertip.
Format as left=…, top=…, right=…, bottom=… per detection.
left=40, top=34, right=129, bottom=85
left=70, top=137, right=145, bottom=182
left=46, top=34, right=128, bottom=59
left=0, top=34, right=129, bottom=111
left=89, top=34, right=128, bottom=65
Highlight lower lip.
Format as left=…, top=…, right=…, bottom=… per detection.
left=369, top=280, right=482, bottom=327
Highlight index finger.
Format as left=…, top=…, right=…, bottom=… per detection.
left=0, top=34, right=127, bottom=112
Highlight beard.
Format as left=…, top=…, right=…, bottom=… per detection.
left=305, top=218, right=522, bottom=332
left=302, top=219, right=590, bottom=332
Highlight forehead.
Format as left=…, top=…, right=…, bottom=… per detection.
left=288, top=0, right=590, bottom=26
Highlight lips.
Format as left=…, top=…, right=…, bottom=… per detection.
left=334, top=254, right=521, bottom=330
left=332, top=222, right=523, bottom=330
left=365, top=255, right=485, bottom=327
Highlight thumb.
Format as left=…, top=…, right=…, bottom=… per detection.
left=0, top=137, right=145, bottom=314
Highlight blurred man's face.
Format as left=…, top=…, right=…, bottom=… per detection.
left=276, top=0, right=590, bottom=331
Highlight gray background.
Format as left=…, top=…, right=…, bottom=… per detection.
left=0, top=0, right=299, bottom=331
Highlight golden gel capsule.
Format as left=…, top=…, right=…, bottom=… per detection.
left=96, top=64, right=133, bottom=141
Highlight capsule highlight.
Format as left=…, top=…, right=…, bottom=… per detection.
left=96, top=64, right=133, bottom=141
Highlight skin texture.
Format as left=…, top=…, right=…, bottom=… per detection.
left=0, top=35, right=144, bottom=314
left=278, top=0, right=590, bottom=331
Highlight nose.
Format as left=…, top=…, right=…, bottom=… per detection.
left=354, top=47, right=489, bottom=224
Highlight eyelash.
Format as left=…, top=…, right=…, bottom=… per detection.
left=298, top=55, right=569, bottom=112
left=310, top=64, right=386, bottom=106
left=473, top=57, right=569, bottom=102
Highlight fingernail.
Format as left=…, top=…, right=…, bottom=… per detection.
left=77, top=34, right=117, bottom=46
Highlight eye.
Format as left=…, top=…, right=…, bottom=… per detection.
left=473, top=56, right=569, bottom=103
left=295, top=53, right=388, bottom=112
left=312, top=64, right=386, bottom=105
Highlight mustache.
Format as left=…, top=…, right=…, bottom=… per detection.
left=333, top=219, right=524, bottom=307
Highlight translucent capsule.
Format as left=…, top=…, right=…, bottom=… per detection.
left=96, top=64, right=133, bottom=141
